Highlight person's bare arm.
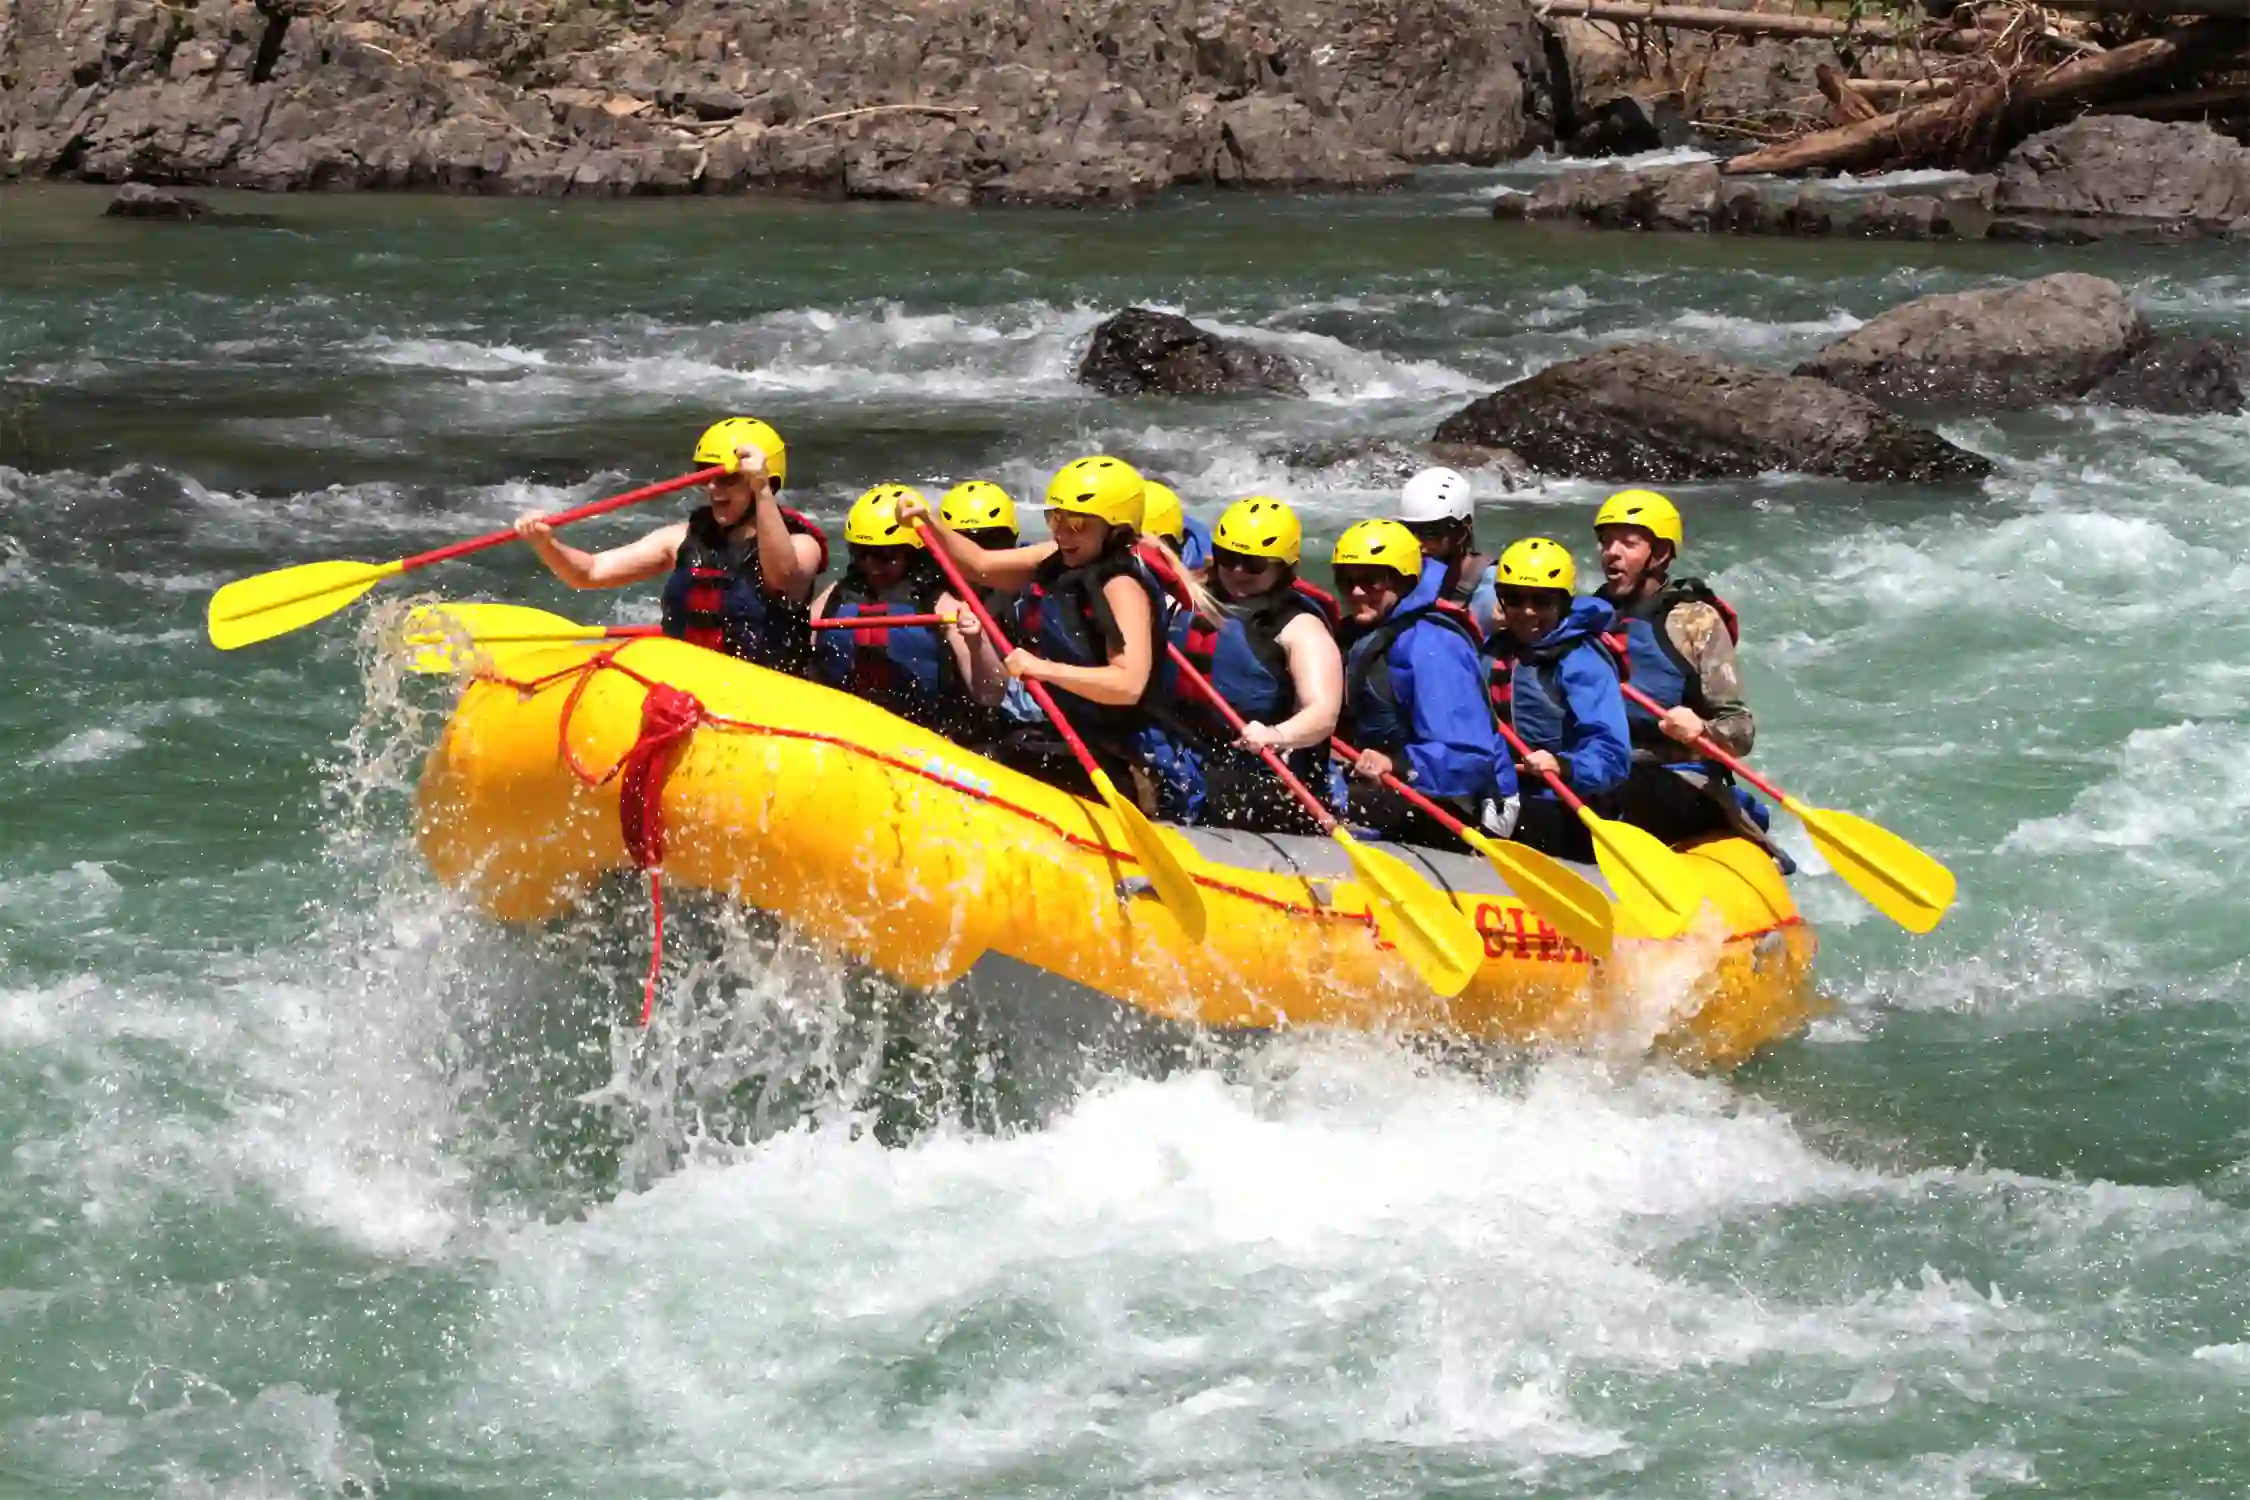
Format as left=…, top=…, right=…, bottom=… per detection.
left=1007, top=575, right=1151, bottom=705
left=1263, top=612, right=1344, bottom=750
left=513, top=515, right=684, bottom=590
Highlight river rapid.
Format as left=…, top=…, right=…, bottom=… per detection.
left=1, top=171, right=2245, bottom=1497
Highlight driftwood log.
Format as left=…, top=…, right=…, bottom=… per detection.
left=1532, top=0, right=1912, bottom=41
left=1722, top=17, right=2250, bottom=176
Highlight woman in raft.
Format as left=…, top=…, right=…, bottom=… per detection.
left=901, top=455, right=1209, bottom=821
left=512, top=416, right=828, bottom=672
left=1168, top=495, right=1344, bottom=835
left=807, top=485, right=1006, bottom=738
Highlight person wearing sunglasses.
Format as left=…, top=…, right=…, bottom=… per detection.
left=809, top=486, right=1006, bottom=738
left=1171, top=496, right=1344, bottom=834
left=1333, top=519, right=1517, bottom=849
left=903, top=456, right=1209, bottom=822
left=513, top=416, right=828, bottom=673
left=1483, top=537, right=1631, bottom=861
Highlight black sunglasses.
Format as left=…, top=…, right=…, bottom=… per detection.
left=1212, top=549, right=1280, bottom=574
left=1497, top=589, right=1561, bottom=609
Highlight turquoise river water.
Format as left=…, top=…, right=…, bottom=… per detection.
left=0, top=168, right=2245, bottom=1497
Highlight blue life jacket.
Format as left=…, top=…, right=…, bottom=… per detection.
left=1485, top=596, right=1633, bottom=797
left=1341, top=566, right=1512, bottom=803
left=1017, top=541, right=1205, bottom=821
left=1174, top=582, right=1329, bottom=794
left=1607, top=578, right=1739, bottom=751
left=812, top=565, right=963, bottom=734
left=660, top=504, right=826, bottom=672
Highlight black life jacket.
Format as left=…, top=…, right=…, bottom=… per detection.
left=1017, top=540, right=1189, bottom=739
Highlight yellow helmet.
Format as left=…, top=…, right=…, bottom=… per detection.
left=692, top=416, right=788, bottom=487
left=1141, top=481, right=1186, bottom=544
left=1212, top=495, right=1302, bottom=565
left=1044, top=455, right=1146, bottom=531
left=843, top=485, right=925, bottom=549
left=939, top=480, right=1017, bottom=534
left=1497, top=536, right=1576, bottom=594
left=1593, top=488, right=1682, bottom=550
left=1331, top=519, right=1423, bottom=579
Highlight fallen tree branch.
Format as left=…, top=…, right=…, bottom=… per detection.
left=1722, top=17, right=2249, bottom=176
left=797, top=103, right=980, bottom=128
left=1533, top=0, right=1913, bottom=42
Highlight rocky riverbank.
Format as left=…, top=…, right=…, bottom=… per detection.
left=1, top=0, right=1563, bottom=204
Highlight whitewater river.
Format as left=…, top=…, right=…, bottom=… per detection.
left=1, top=170, right=2245, bottom=1495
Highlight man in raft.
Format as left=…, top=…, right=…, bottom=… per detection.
left=1398, top=466, right=1497, bottom=637
left=512, top=417, right=828, bottom=672
left=1590, top=488, right=1773, bottom=849
left=1333, top=519, right=1518, bottom=848
left=1169, top=496, right=1343, bottom=834
left=1484, top=537, right=1631, bottom=860
left=808, top=486, right=1006, bottom=738
left=901, top=457, right=1208, bottom=822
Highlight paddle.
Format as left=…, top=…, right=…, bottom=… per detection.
left=1164, top=646, right=1482, bottom=996
left=1620, top=683, right=1955, bottom=933
left=206, top=467, right=724, bottom=650
left=1494, top=719, right=1701, bottom=940
left=1329, top=735, right=1616, bottom=962
left=912, top=519, right=1208, bottom=942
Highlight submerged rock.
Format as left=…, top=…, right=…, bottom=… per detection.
left=1077, top=308, right=1304, bottom=399
left=1431, top=344, right=1992, bottom=485
left=104, top=183, right=206, bottom=220
left=1995, top=118, right=2250, bottom=232
left=1795, top=273, right=2146, bottom=412
left=2084, top=336, right=2247, bottom=417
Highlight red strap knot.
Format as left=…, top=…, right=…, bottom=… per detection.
left=612, top=682, right=703, bottom=1027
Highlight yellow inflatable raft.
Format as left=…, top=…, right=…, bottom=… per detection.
left=415, top=633, right=1819, bottom=1064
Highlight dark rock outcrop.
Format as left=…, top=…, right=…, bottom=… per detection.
left=1495, top=160, right=1989, bottom=240
left=0, top=0, right=1561, bottom=205
left=1795, top=273, right=2147, bottom=412
left=1432, top=344, right=1992, bottom=485
left=2084, top=337, right=2247, bottom=417
left=104, top=182, right=206, bottom=219
left=1077, top=308, right=1304, bottom=398
left=1995, top=118, right=2250, bottom=232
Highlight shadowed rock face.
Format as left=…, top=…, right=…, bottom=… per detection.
left=1432, top=344, right=1993, bottom=485
left=1794, top=273, right=2147, bottom=412
left=0, top=0, right=1558, bottom=204
left=1077, top=308, right=1304, bottom=398
left=2086, top=337, right=2247, bottom=417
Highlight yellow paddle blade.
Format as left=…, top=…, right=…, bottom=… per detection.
left=1334, top=830, right=1483, bottom=997
left=207, top=558, right=405, bottom=649
left=1579, top=808, right=1704, bottom=940
left=1458, top=827, right=1615, bottom=961
left=395, top=602, right=597, bottom=674
left=1788, top=796, right=1956, bottom=934
left=1089, top=768, right=1208, bottom=942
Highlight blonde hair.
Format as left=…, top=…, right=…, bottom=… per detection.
left=1134, top=532, right=1219, bottom=622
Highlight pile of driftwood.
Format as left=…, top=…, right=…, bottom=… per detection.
left=1535, top=0, right=2250, bottom=175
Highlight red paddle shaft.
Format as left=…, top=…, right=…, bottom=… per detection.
left=1330, top=735, right=1474, bottom=838
left=1494, top=719, right=1591, bottom=812
left=416, top=467, right=724, bottom=575
left=808, top=613, right=954, bottom=630
left=1619, top=683, right=1786, bottom=803
left=1163, top=644, right=1337, bottom=831
left=911, top=520, right=1107, bottom=781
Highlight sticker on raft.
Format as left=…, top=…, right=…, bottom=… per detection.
left=1475, top=902, right=1581, bottom=963
left=906, top=748, right=996, bottom=799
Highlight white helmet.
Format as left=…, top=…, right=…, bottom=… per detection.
left=1399, top=467, right=1474, bottom=525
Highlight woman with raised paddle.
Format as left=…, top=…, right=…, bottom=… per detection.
left=1332, top=519, right=1517, bottom=850
left=901, top=456, right=1208, bottom=822
left=1483, top=537, right=1632, bottom=862
left=511, top=417, right=828, bottom=674
left=1169, top=496, right=1343, bottom=836
left=808, top=486, right=1005, bottom=737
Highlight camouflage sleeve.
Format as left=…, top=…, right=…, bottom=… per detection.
left=1666, top=602, right=1755, bottom=757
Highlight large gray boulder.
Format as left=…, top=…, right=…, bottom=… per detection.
left=1077, top=308, right=1305, bottom=398
left=1795, top=273, right=2146, bottom=412
left=1995, top=118, right=2250, bottom=230
left=2084, top=337, right=2246, bottom=417
left=1431, top=344, right=1992, bottom=485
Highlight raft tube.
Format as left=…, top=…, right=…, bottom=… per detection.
left=415, top=634, right=1818, bottom=1064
